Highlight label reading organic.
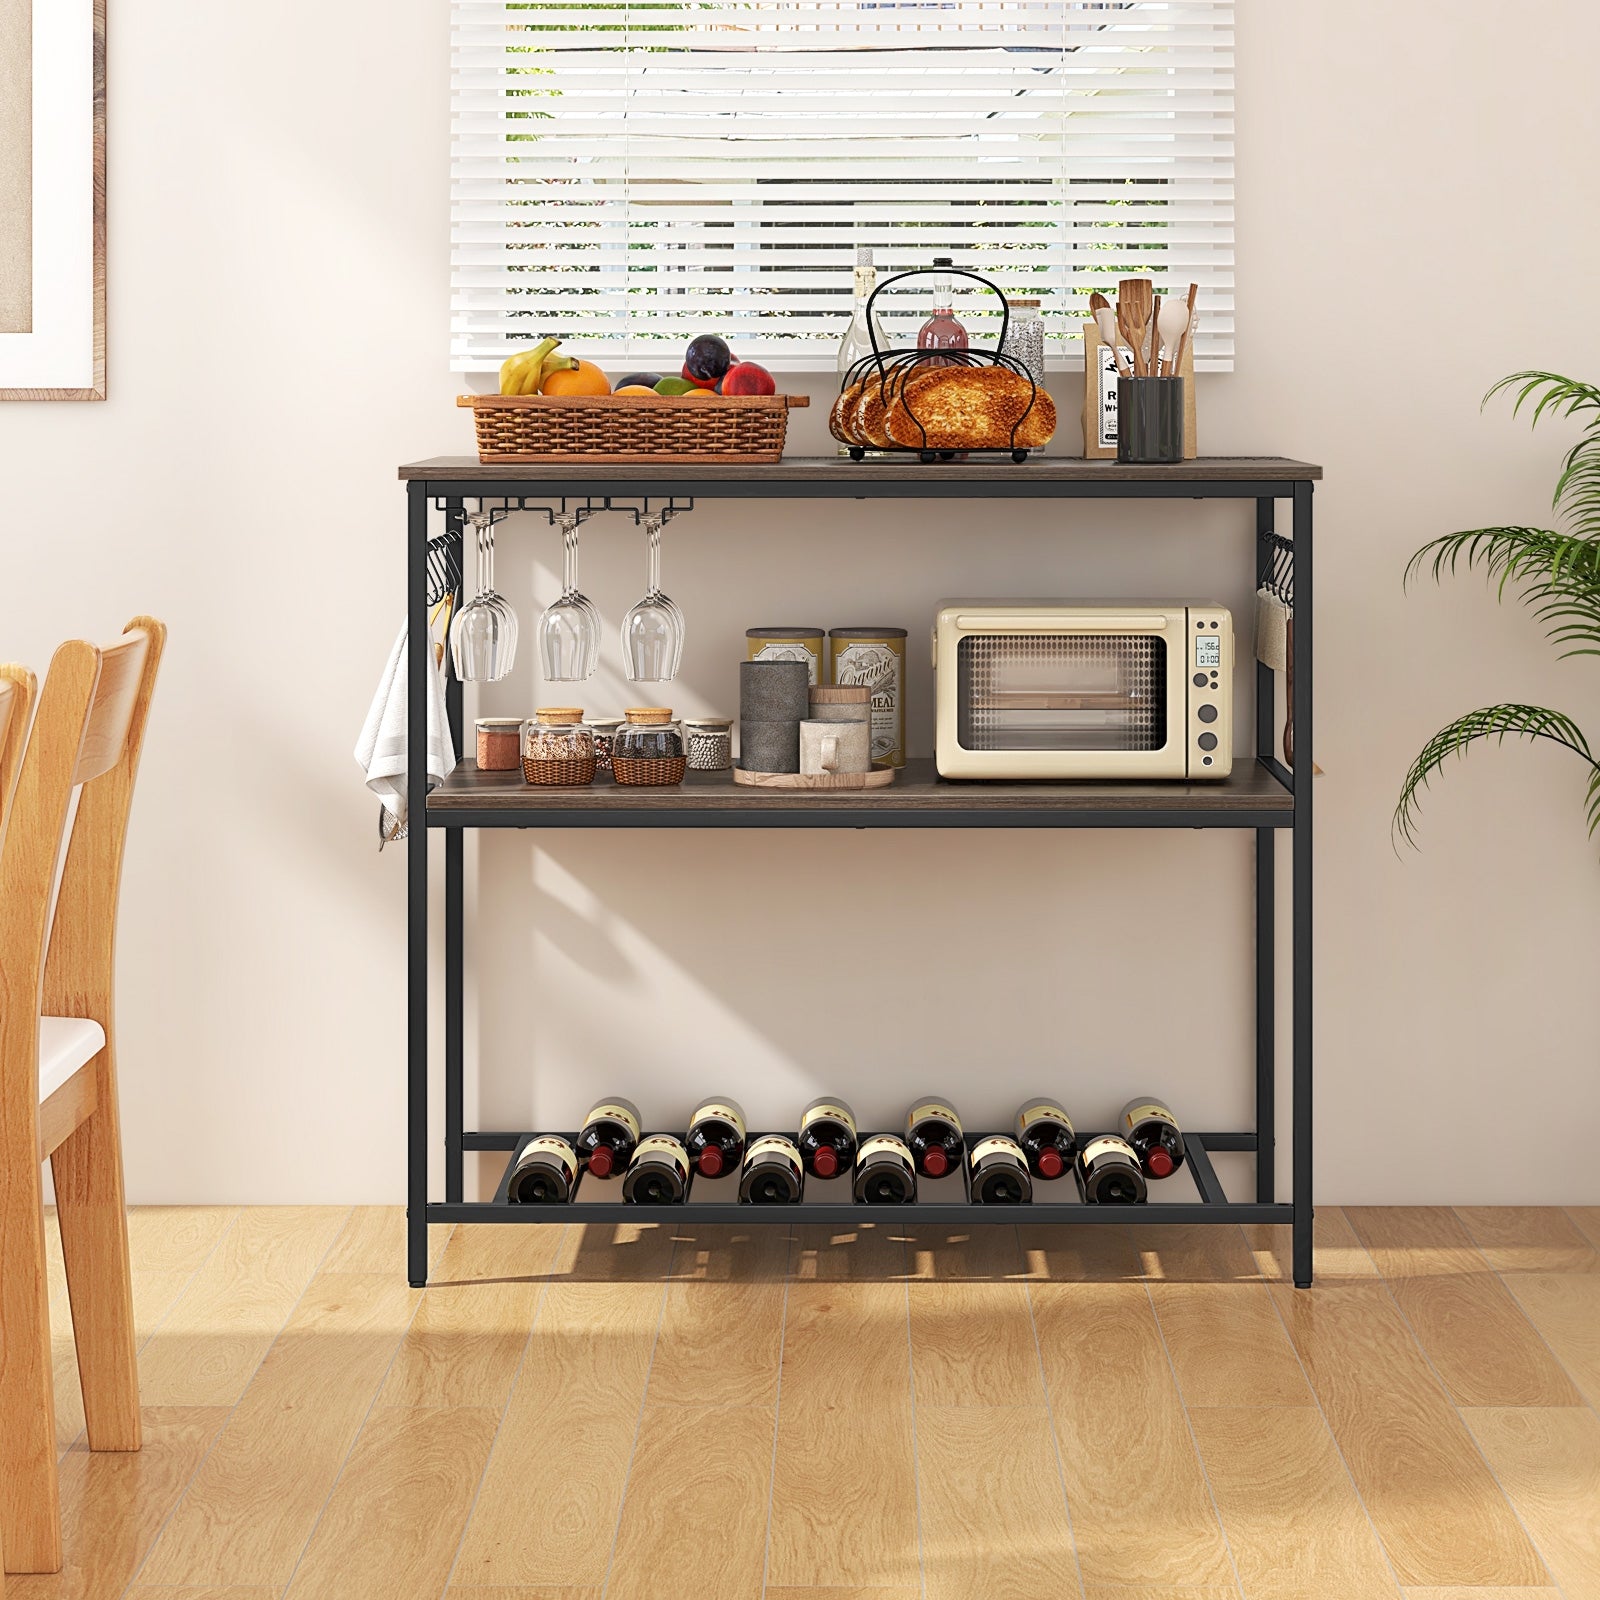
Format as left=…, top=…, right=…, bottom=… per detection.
left=1122, top=1101, right=1178, bottom=1133
left=588, top=1102, right=641, bottom=1140
left=906, top=1101, right=963, bottom=1134
left=1097, top=342, right=1121, bottom=450
left=801, top=1101, right=857, bottom=1134
left=695, top=1101, right=747, bottom=1137
left=834, top=640, right=903, bottom=766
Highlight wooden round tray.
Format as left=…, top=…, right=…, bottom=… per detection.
left=733, top=766, right=897, bottom=791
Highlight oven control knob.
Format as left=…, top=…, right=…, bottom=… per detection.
left=1198, top=704, right=1218, bottom=723
left=1198, top=732, right=1219, bottom=751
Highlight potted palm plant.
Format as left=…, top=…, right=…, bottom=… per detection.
left=1398, top=373, right=1600, bottom=845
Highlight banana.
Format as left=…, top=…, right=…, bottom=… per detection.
left=531, top=356, right=579, bottom=393
left=499, top=337, right=561, bottom=396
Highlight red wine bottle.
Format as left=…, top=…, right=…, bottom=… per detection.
left=797, top=1097, right=858, bottom=1179
left=969, top=1135, right=1033, bottom=1205
left=853, top=1133, right=918, bottom=1204
left=1076, top=1134, right=1148, bottom=1204
left=575, top=1097, right=641, bottom=1179
left=904, top=1097, right=964, bottom=1178
left=1014, top=1099, right=1077, bottom=1180
left=623, top=1133, right=690, bottom=1205
left=740, top=1135, right=805, bottom=1205
left=1118, top=1096, right=1186, bottom=1179
left=507, top=1135, right=578, bottom=1204
left=684, top=1097, right=747, bottom=1179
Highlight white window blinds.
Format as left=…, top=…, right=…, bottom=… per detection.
left=451, top=1, right=1235, bottom=371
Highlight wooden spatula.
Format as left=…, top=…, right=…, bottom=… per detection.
left=1117, top=279, right=1153, bottom=377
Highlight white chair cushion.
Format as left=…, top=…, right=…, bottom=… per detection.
left=39, top=1017, right=106, bottom=1102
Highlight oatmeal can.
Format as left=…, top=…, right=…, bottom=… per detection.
left=746, top=627, right=825, bottom=689
left=828, top=627, right=907, bottom=768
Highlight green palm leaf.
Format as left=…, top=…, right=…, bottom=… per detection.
left=1395, top=704, right=1599, bottom=846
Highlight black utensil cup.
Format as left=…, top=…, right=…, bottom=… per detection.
left=1116, top=376, right=1185, bottom=463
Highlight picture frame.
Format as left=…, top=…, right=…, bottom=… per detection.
left=0, top=0, right=105, bottom=400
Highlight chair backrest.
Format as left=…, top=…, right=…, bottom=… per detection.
left=0, top=620, right=166, bottom=1104
left=0, top=663, right=36, bottom=828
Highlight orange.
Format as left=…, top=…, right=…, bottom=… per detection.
left=613, top=385, right=658, bottom=397
left=683, top=389, right=718, bottom=401
left=540, top=359, right=612, bottom=397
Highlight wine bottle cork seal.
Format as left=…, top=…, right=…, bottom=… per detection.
left=626, top=706, right=674, bottom=724
left=536, top=707, right=584, bottom=725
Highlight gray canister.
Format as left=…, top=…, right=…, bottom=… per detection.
left=740, top=719, right=801, bottom=774
left=740, top=659, right=810, bottom=724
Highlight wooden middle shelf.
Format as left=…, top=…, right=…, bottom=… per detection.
left=427, top=756, right=1295, bottom=830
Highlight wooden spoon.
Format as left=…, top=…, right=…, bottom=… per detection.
left=1118, top=278, right=1153, bottom=377
left=1171, top=281, right=1199, bottom=373
left=1156, top=296, right=1189, bottom=377
left=1089, top=291, right=1130, bottom=377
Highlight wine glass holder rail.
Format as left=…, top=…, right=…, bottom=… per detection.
left=398, top=455, right=1321, bottom=1287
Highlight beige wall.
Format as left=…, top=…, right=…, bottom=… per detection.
left=3, top=0, right=1599, bottom=1204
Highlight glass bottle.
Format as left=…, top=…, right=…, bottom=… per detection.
left=837, top=248, right=891, bottom=457
left=917, top=256, right=968, bottom=368
left=1000, top=298, right=1046, bottom=391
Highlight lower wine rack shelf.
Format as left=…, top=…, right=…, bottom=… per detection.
left=417, top=1130, right=1292, bottom=1229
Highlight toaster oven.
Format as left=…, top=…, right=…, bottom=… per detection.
left=933, top=603, right=1233, bottom=779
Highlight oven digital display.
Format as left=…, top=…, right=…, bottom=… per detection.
left=1195, top=635, right=1221, bottom=668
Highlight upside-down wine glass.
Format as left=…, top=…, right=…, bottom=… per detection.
left=537, top=513, right=601, bottom=681
left=450, top=507, right=517, bottom=681
left=621, top=512, right=685, bottom=682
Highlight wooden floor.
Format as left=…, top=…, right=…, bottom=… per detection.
left=16, top=1204, right=1600, bottom=1599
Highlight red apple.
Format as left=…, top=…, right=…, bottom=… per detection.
left=721, top=361, right=776, bottom=397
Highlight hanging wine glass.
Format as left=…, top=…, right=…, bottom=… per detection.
left=621, top=512, right=685, bottom=682
left=537, top=513, right=600, bottom=681
left=451, top=507, right=517, bottom=681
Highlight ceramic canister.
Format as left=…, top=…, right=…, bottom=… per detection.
left=800, top=718, right=871, bottom=776
left=739, top=719, right=800, bottom=774
left=739, top=658, right=810, bottom=725
left=828, top=628, right=908, bottom=768
left=808, top=684, right=871, bottom=725
left=747, top=627, right=826, bottom=689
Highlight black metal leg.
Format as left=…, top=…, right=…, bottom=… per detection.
left=1291, top=481, right=1314, bottom=1287
left=407, top=484, right=432, bottom=1287
left=443, top=506, right=465, bottom=1206
left=1254, top=498, right=1277, bottom=1207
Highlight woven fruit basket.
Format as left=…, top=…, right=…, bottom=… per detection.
left=458, top=394, right=810, bottom=465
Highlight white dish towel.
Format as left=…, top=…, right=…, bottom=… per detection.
left=355, top=622, right=456, bottom=847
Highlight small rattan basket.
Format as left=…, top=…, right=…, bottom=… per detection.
left=521, top=756, right=598, bottom=787
left=458, top=394, right=810, bottom=465
left=612, top=755, right=688, bottom=787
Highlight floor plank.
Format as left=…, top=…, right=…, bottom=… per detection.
left=447, top=1591, right=596, bottom=1600
left=321, top=1205, right=452, bottom=1275
left=282, top=1406, right=499, bottom=1600
left=135, top=1207, right=351, bottom=1407
left=1501, top=1270, right=1600, bottom=1409
left=1189, top=1405, right=1395, bottom=1600
left=1271, top=1281, right=1547, bottom=1587
left=1031, top=1282, right=1232, bottom=1587
left=790, top=1222, right=908, bottom=1282
left=766, top=1282, right=919, bottom=1590
left=1141, top=1227, right=1311, bottom=1407
left=450, top=1270, right=670, bottom=1589
left=125, top=1589, right=279, bottom=1599
left=136, top=1273, right=420, bottom=1589
left=5, top=1408, right=227, bottom=1600
left=606, top=1405, right=775, bottom=1600
left=765, top=1591, right=923, bottom=1599
left=124, top=1206, right=241, bottom=1273
left=1566, top=1207, right=1600, bottom=1252
left=915, top=1405, right=1076, bottom=1600
left=1345, top=1208, right=1580, bottom=1407
left=647, top=1225, right=790, bottom=1408
left=1246, top=1206, right=1379, bottom=1283
left=1402, top=1591, right=1563, bottom=1599
left=1453, top=1207, right=1600, bottom=1275
left=1464, top=1408, right=1600, bottom=1600
left=1081, top=1591, right=1240, bottom=1600
left=380, top=1225, right=563, bottom=1409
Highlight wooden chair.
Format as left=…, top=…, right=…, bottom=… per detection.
left=0, top=618, right=165, bottom=1574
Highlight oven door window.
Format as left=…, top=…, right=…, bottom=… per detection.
left=957, top=633, right=1168, bottom=752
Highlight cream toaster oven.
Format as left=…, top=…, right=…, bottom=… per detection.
left=933, top=603, right=1233, bottom=779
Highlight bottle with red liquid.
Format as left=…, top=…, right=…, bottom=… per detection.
left=575, top=1097, right=641, bottom=1179
left=684, top=1096, right=747, bottom=1180
left=904, top=1097, right=965, bottom=1179
left=1118, top=1095, right=1186, bottom=1179
left=797, top=1097, right=858, bottom=1179
left=917, top=256, right=969, bottom=368
left=1014, top=1099, right=1077, bottom=1180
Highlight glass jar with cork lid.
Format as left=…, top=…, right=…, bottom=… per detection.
left=521, top=708, right=596, bottom=786
left=612, top=707, right=687, bottom=786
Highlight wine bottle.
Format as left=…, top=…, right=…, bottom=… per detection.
left=1014, top=1099, right=1077, bottom=1180
left=904, top=1097, right=965, bottom=1178
left=797, top=1097, right=858, bottom=1179
left=853, top=1133, right=918, bottom=1204
left=1117, top=1096, right=1186, bottom=1178
left=969, top=1135, right=1033, bottom=1205
left=684, top=1097, right=747, bottom=1180
left=1075, top=1133, right=1148, bottom=1204
left=622, top=1133, right=691, bottom=1205
left=917, top=256, right=969, bottom=368
left=507, top=1135, right=579, bottom=1204
left=836, top=248, right=890, bottom=374
left=575, top=1096, right=641, bottom=1179
left=740, top=1135, right=805, bottom=1205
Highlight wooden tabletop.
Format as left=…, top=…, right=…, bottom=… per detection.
left=399, top=454, right=1322, bottom=484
